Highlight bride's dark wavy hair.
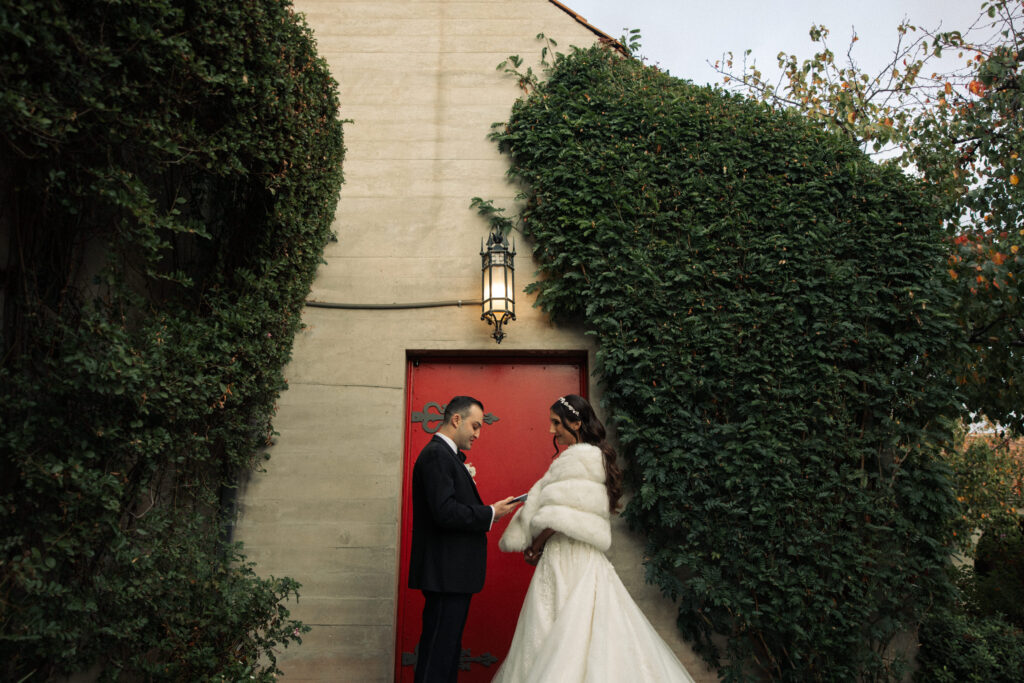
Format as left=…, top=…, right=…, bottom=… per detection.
left=550, top=394, right=622, bottom=512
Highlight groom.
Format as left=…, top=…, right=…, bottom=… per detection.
left=408, top=395, right=520, bottom=683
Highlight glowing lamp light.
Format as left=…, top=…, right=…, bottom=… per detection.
left=480, top=230, right=516, bottom=343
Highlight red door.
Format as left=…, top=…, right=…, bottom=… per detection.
left=396, top=355, right=587, bottom=681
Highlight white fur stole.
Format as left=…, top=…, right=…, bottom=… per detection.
left=499, top=443, right=612, bottom=553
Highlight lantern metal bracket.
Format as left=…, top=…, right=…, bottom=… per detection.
left=482, top=310, right=514, bottom=343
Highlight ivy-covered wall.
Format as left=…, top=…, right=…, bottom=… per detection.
left=490, top=45, right=964, bottom=681
left=0, top=0, right=344, bottom=680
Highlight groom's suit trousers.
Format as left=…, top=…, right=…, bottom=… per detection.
left=414, top=590, right=472, bottom=683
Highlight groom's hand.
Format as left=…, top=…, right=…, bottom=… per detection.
left=490, top=496, right=521, bottom=520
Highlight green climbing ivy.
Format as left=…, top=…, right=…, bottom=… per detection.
left=1, top=0, right=344, bottom=680
left=484, top=43, right=965, bottom=681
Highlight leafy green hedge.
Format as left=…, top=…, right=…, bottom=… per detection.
left=914, top=531, right=1024, bottom=682
left=915, top=607, right=1024, bottom=682
left=0, top=0, right=344, bottom=679
left=971, top=521, right=1024, bottom=628
left=487, top=45, right=964, bottom=681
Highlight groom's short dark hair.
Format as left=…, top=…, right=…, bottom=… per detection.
left=442, top=396, right=484, bottom=425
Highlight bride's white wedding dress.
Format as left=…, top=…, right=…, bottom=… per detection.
left=492, top=444, right=696, bottom=683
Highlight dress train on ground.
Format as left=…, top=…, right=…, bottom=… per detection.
left=491, top=535, right=695, bottom=683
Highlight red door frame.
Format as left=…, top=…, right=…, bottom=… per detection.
left=395, top=352, right=588, bottom=682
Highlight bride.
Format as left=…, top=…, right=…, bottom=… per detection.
left=492, top=394, right=696, bottom=682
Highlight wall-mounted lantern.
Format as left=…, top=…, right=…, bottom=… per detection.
left=480, top=229, right=516, bottom=343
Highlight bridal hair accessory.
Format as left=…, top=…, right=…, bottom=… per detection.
left=558, top=396, right=581, bottom=419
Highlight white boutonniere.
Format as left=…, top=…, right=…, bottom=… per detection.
left=464, top=462, right=477, bottom=479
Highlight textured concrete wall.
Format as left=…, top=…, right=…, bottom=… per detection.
left=233, top=1, right=714, bottom=680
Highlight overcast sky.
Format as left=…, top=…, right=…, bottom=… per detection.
left=562, top=0, right=990, bottom=87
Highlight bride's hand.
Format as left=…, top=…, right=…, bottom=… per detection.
left=524, top=528, right=554, bottom=565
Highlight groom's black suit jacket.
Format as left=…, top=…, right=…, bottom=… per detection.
left=408, top=435, right=493, bottom=593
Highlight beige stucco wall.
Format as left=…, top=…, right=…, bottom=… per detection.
left=233, top=1, right=714, bottom=680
